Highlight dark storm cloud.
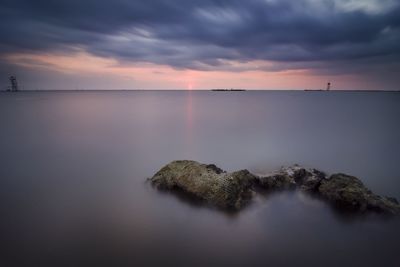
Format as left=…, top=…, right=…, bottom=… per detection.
left=1, top=0, right=400, bottom=73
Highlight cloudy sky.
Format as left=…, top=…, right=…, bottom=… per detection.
left=1, top=0, right=399, bottom=90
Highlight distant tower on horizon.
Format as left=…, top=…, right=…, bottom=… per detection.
left=326, top=82, right=331, bottom=91
left=9, top=76, right=19, bottom=92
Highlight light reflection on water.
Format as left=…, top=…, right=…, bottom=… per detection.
left=0, top=91, right=399, bottom=266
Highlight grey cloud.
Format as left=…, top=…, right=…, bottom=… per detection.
left=0, top=0, right=400, bottom=76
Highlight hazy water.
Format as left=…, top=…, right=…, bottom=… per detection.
left=0, top=90, right=399, bottom=267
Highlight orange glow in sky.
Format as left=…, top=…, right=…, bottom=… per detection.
left=2, top=50, right=376, bottom=90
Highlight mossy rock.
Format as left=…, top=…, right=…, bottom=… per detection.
left=319, top=173, right=400, bottom=214
left=150, top=161, right=400, bottom=215
left=150, top=160, right=258, bottom=210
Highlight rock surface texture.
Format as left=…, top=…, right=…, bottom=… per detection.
left=150, top=161, right=400, bottom=215
left=150, top=160, right=258, bottom=210
left=318, top=173, right=400, bottom=214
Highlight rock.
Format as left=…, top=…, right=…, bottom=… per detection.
left=150, top=160, right=258, bottom=210
left=258, top=172, right=296, bottom=191
left=318, top=173, right=400, bottom=215
left=258, top=165, right=326, bottom=192
left=150, top=161, right=400, bottom=215
left=294, top=168, right=327, bottom=192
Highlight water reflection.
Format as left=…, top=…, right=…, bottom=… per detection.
left=185, top=90, right=194, bottom=156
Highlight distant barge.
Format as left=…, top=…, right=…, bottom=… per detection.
left=211, top=89, right=246, bottom=91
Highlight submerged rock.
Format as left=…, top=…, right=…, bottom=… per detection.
left=258, top=165, right=326, bottom=192
left=319, top=173, right=400, bottom=215
left=150, top=160, right=400, bottom=215
left=150, top=160, right=258, bottom=210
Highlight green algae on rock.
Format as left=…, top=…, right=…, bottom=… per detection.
left=150, top=160, right=258, bottom=210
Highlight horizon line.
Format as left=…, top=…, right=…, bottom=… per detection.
left=1, top=89, right=400, bottom=92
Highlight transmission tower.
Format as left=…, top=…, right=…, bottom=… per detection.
left=326, top=82, right=331, bottom=91
left=9, top=76, right=18, bottom=92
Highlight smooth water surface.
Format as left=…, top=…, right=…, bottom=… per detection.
left=1, top=91, right=399, bottom=266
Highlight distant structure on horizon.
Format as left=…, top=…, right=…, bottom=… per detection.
left=9, top=76, right=19, bottom=92
left=326, top=82, right=331, bottom=91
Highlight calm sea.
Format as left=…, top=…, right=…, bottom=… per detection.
left=1, top=91, right=399, bottom=266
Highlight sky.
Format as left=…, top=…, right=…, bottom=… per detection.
left=1, top=0, right=400, bottom=90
